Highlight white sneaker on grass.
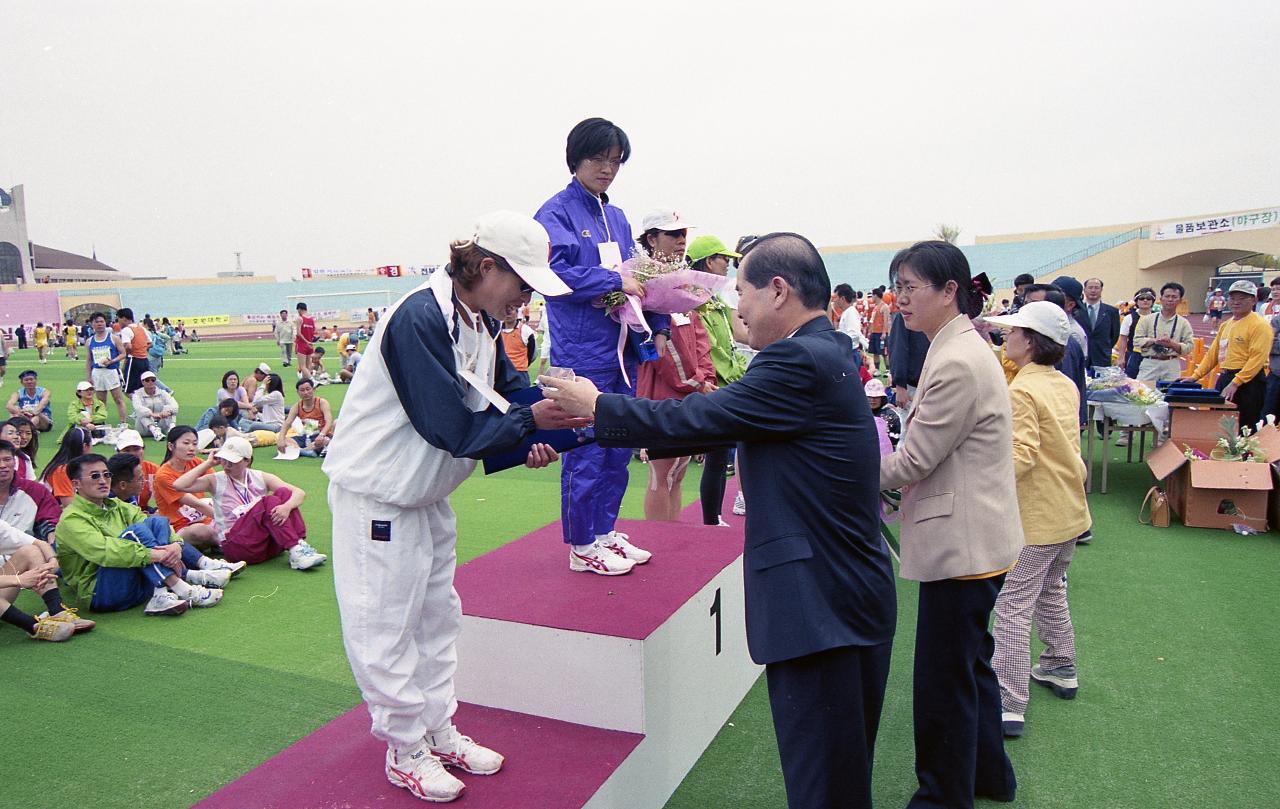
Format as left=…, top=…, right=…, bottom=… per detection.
left=149, top=424, right=164, bottom=441
left=185, top=584, right=223, bottom=608
left=144, top=590, right=189, bottom=616
left=288, top=540, right=327, bottom=570
left=29, top=615, right=75, bottom=641
left=601, top=531, right=651, bottom=564
left=732, top=491, right=746, bottom=516
left=386, top=741, right=465, bottom=803
left=186, top=568, right=231, bottom=588
left=569, top=542, right=635, bottom=576
left=207, top=558, right=248, bottom=578
left=427, top=725, right=504, bottom=775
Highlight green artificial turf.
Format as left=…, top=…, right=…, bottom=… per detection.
left=2, top=341, right=1278, bottom=809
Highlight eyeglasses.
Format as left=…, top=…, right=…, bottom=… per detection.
left=1136, top=296, right=1155, bottom=302
left=584, top=156, right=624, bottom=170
left=660, top=229, right=688, bottom=238
left=83, top=470, right=113, bottom=481
left=893, top=282, right=936, bottom=298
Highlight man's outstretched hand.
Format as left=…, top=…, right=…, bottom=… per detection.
left=537, top=376, right=601, bottom=419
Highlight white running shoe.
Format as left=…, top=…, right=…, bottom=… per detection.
left=144, top=589, right=190, bottom=616
left=185, top=585, right=223, bottom=608
left=186, top=568, right=231, bottom=588
left=386, top=741, right=465, bottom=803
left=149, top=423, right=164, bottom=441
left=732, top=491, right=746, bottom=515
left=569, top=542, right=635, bottom=576
left=601, top=531, right=651, bottom=564
left=427, top=725, right=504, bottom=775
left=288, top=540, right=327, bottom=570
left=207, top=558, right=248, bottom=578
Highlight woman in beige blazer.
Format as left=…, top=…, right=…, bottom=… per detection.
left=881, top=241, right=1023, bottom=808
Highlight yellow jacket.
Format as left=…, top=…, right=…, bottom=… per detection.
left=1193, top=312, right=1271, bottom=385
left=1009, top=363, right=1092, bottom=545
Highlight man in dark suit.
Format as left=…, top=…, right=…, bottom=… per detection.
left=1075, top=276, right=1121, bottom=371
left=541, top=233, right=897, bottom=809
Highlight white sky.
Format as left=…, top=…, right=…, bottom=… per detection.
left=2, top=1, right=1277, bottom=280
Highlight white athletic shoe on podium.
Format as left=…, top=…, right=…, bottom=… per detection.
left=601, top=531, right=652, bottom=564
left=427, top=725, right=504, bottom=775
left=569, top=542, right=635, bottom=576
left=386, top=741, right=465, bottom=803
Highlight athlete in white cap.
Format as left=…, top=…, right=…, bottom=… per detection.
left=323, top=211, right=585, bottom=803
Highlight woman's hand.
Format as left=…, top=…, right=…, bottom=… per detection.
left=16, top=568, right=52, bottom=591
left=270, top=504, right=291, bottom=525
left=621, top=275, right=646, bottom=298
left=525, top=443, right=560, bottom=468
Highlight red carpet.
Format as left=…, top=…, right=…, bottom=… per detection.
left=456, top=484, right=745, bottom=639
left=194, top=702, right=642, bottom=809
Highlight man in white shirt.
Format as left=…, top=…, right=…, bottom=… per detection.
left=131, top=371, right=179, bottom=440
left=834, top=283, right=869, bottom=352
left=338, top=344, right=362, bottom=383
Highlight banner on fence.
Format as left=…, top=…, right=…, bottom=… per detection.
left=299, top=264, right=440, bottom=280
left=185, top=315, right=231, bottom=327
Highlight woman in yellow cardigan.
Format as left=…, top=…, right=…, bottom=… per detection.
left=984, top=302, right=1092, bottom=738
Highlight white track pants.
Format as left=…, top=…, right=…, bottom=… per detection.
left=330, top=484, right=461, bottom=747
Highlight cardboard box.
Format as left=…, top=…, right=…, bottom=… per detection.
left=1251, top=426, right=1280, bottom=531
left=1146, top=440, right=1270, bottom=532
left=1167, top=402, right=1237, bottom=444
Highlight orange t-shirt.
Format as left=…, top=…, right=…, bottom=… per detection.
left=139, top=459, right=160, bottom=511
left=882, top=290, right=898, bottom=313
left=153, top=459, right=212, bottom=530
left=47, top=466, right=74, bottom=499
left=500, top=328, right=531, bottom=372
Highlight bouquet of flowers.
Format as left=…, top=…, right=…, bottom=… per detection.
left=1210, top=416, right=1267, bottom=462
left=596, top=254, right=728, bottom=333
left=1121, top=380, right=1162, bottom=406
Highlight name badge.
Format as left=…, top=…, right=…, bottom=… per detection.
left=597, top=241, right=623, bottom=270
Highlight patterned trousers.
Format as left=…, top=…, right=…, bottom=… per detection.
left=992, top=539, right=1078, bottom=714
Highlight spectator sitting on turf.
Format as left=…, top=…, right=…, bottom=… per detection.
left=107, top=451, right=231, bottom=558
left=7, top=369, right=53, bottom=432
left=174, top=436, right=324, bottom=570
left=65, top=380, right=107, bottom=439
left=1, top=420, right=37, bottom=481
left=217, top=370, right=251, bottom=408
left=310, top=346, right=331, bottom=385
left=1, top=517, right=93, bottom=641
left=0, top=438, right=62, bottom=543
left=243, top=363, right=271, bottom=403
left=54, top=453, right=236, bottom=616
left=276, top=378, right=333, bottom=457
left=338, top=344, right=361, bottom=383
left=864, top=379, right=902, bottom=447
left=132, top=371, right=180, bottom=441
left=41, top=427, right=94, bottom=507
left=152, top=426, right=220, bottom=551
left=243, top=373, right=286, bottom=432
left=112, top=430, right=161, bottom=513
left=195, top=397, right=241, bottom=432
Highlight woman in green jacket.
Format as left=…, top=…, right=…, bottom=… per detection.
left=688, top=235, right=750, bottom=526
left=63, top=380, right=107, bottom=440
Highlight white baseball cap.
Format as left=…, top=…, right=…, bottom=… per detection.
left=76, top=380, right=94, bottom=392
left=214, top=436, right=255, bottom=464
left=984, top=300, right=1072, bottom=346
left=196, top=428, right=219, bottom=450
left=115, top=429, right=145, bottom=449
left=257, top=362, right=271, bottom=374
left=1228, top=280, right=1258, bottom=297
left=640, top=207, right=695, bottom=233
left=472, top=211, right=571, bottom=297
left=864, top=379, right=887, bottom=398
left=140, top=370, right=157, bottom=381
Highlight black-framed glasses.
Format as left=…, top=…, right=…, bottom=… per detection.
left=660, top=229, right=688, bottom=239
left=84, top=470, right=113, bottom=481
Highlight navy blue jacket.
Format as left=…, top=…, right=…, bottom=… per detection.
left=593, top=316, right=897, bottom=665
left=887, top=312, right=930, bottom=388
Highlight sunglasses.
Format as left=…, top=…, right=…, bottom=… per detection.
left=83, top=470, right=113, bottom=481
